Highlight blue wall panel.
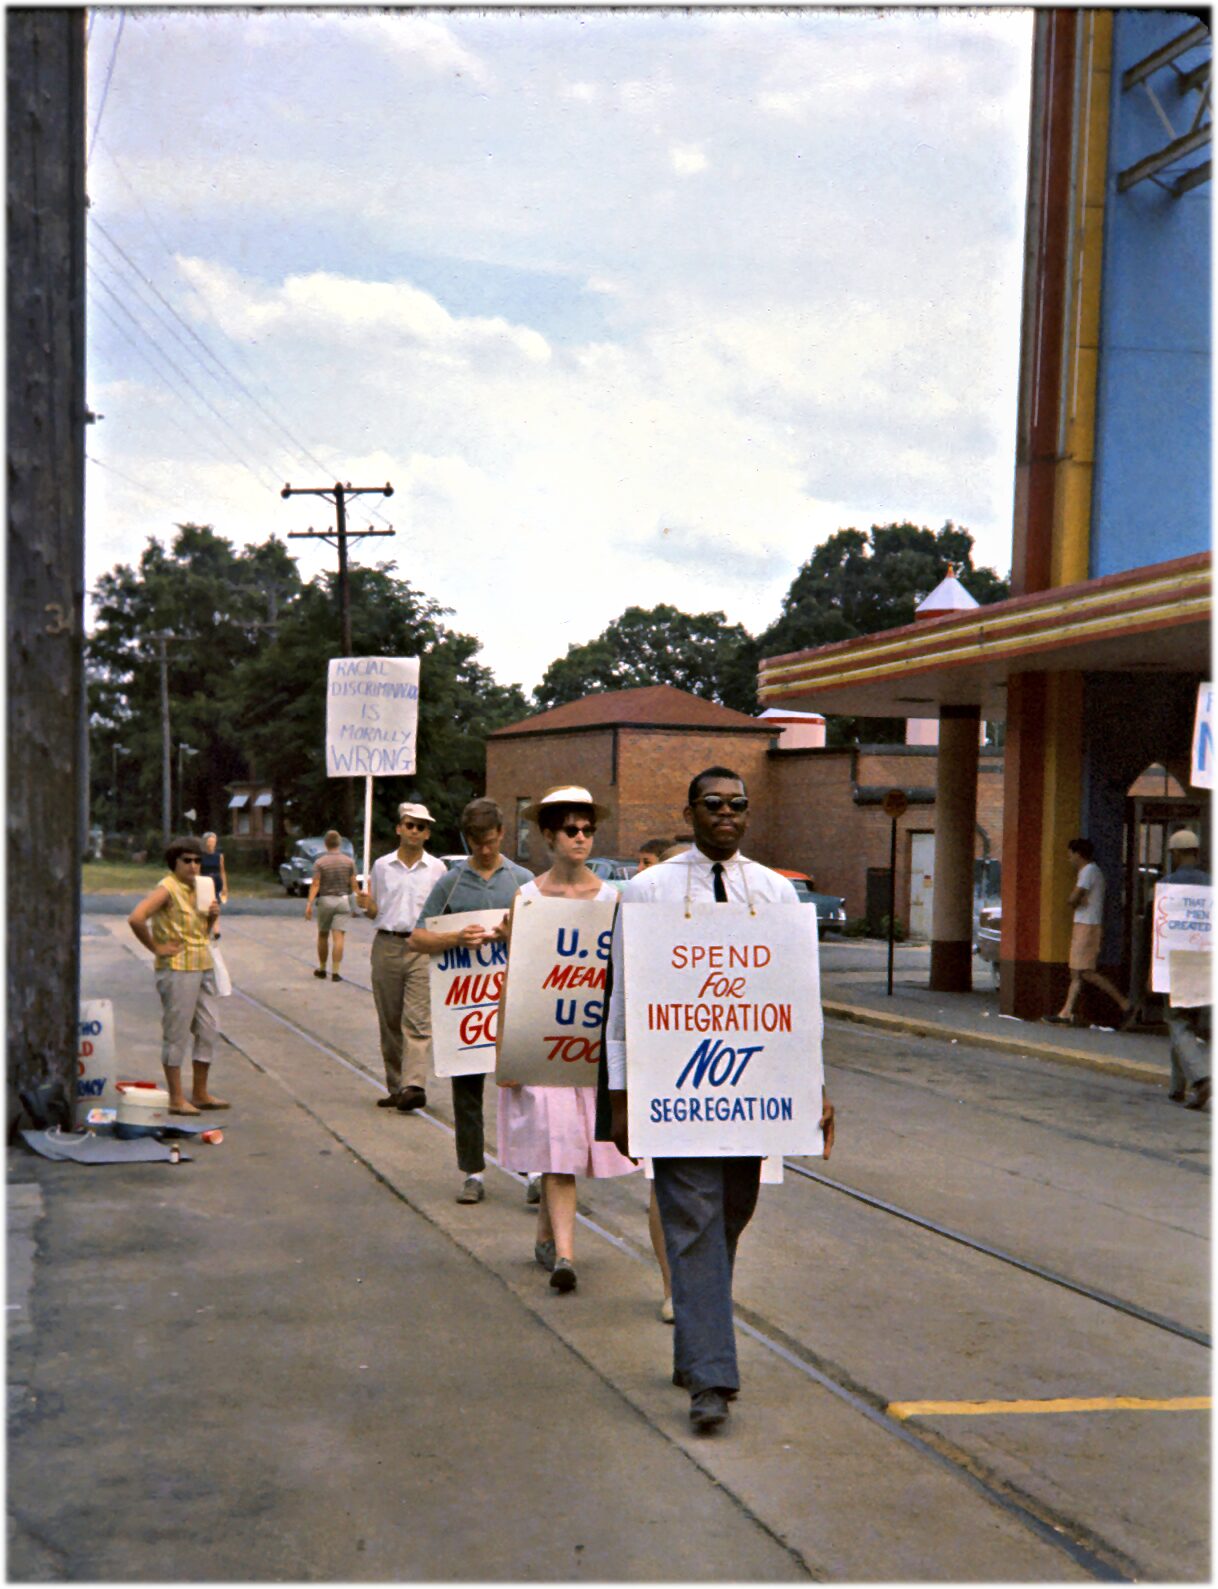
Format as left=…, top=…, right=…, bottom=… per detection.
left=1090, top=12, right=1211, bottom=577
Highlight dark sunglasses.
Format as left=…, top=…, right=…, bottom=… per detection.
left=178, top=855, right=203, bottom=864
left=561, top=824, right=596, bottom=838
left=401, top=821, right=429, bottom=831
left=694, top=795, right=749, bottom=814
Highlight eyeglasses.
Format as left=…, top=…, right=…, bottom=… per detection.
left=179, top=856, right=203, bottom=864
left=560, top=824, right=596, bottom=839
left=401, top=821, right=429, bottom=832
left=693, top=795, right=749, bottom=814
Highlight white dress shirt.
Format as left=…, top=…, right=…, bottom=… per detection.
left=367, top=849, right=448, bottom=934
left=604, top=848, right=798, bottom=1088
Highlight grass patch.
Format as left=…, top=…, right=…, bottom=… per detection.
left=82, top=861, right=285, bottom=898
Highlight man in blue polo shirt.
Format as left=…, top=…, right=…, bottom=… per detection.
left=409, top=797, right=532, bottom=1203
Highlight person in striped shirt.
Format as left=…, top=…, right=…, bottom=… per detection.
left=128, top=834, right=227, bottom=1117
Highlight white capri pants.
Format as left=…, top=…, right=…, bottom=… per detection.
left=156, top=969, right=220, bottom=1070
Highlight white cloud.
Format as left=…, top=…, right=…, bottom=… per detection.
left=562, top=81, right=598, bottom=103
left=670, top=143, right=709, bottom=176
left=333, top=15, right=491, bottom=86
left=175, top=259, right=552, bottom=367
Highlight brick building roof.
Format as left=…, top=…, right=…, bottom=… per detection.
left=490, top=684, right=772, bottom=738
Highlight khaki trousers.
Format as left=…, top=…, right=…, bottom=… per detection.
left=370, top=935, right=432, bottom=1093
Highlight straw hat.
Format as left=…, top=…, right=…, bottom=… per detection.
left=521, top=784, right=612, bottom=824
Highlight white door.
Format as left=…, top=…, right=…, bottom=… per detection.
left=908, top=832, right=935, bottom=939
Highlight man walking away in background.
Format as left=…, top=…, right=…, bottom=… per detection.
left=306, top=830, right=357, bottom=982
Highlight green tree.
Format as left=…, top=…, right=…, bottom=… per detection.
left=222, top=563, right=528, bottom=852
left=534, top=604, right=757, bottom=714
left=756, top=522, right=1009, bottom=744
left=87, top=525, right=302, bottom=840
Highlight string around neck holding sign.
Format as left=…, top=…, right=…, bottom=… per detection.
left=684, top=854, right=756, bottom=918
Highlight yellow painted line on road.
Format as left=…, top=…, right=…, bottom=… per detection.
left=888, top=1396, right=1211, bottom=1419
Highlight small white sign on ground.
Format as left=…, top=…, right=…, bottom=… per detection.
left=622, top=900, right=824, bottom=1157
left=1151, top=882, right=1213, bottom=994
left=325, top=656, right=419, bottom=777
left=77, top=999, right=119, bottom=1124
left=496, top=895, right=618, bottom=1087
left=427, top=910, right=509, bottom=1077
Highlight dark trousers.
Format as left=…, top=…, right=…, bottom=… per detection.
left=451, top=1072, right=486, bottom=1174
left=653, top=1156, right=762, bottom=1394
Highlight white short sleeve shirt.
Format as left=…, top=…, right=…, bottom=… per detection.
left=1073, top=861, right=1105, bottom=926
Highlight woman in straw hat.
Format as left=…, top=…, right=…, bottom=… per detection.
left=497, top=785, right=639, bottom=1293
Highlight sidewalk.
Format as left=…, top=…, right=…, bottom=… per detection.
left=821, top=950, right=1172, bottom=1088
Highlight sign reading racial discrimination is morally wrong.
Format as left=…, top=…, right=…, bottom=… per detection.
left=1151, top=882, right=1213, bottom=995
left=496, top=895, right=618, bottom=1087
left=623, top=901, right=823, bottom=1157
left=325, top=656, right=419, bottom=777
left=427, top=910, right=509, bottom=1077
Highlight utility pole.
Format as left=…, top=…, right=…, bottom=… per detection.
left=281, top=480, right=394, bottom=655
left=7, top=9, right=87, bottom=1130
left=281, top=480, right=394, bottom=833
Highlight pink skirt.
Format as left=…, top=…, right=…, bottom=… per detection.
left=497, top=1085, right=638, bottom=1179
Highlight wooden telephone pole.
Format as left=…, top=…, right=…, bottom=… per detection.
left=7, top=9, right=87, bottom=1129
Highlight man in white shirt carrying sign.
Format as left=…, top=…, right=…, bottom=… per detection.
left=356, top=802, right=447, bottom=1112
left=604, top=766, right=835, bottom=1434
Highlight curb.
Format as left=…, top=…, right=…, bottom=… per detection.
left=822, top=999, right=1167, bottom=1087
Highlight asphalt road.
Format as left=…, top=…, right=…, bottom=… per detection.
left=11, top=912, right=1210, bottom=1580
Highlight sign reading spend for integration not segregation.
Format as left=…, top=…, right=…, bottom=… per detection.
left=427, top=910, right=510, bottom=1077
left=325, top=656, right=420, bottom=777
left=1151, top=882, right=1213, bottom=996
left=622, top=901, right=824, bottom=1157
left=496, top=895, right=618, bottom=1087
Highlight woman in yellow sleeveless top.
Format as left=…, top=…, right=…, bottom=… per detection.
left=128, top=835, right=228, bottom=1116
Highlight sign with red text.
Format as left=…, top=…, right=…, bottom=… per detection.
left=622, top=901, right=823, bottom=1156
left=326, top=656, right=419, bottom=777
left=427, top=909, right=509, bottom=1077
left=1151, top=882, right=1213, bottom=996
left=76, top=998, right=119, bottom=1126
left=496, top=895, right=618, bottom=1086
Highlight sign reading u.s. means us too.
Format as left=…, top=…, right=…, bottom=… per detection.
left=622, top=900, right=824, bottom=1157
left=326, top=656, right=419, bottom=777
left=496, top=894, right=618, bottom=1087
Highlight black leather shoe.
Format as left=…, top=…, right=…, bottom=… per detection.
left=689, top=1389, right=730, bottom=1432
left=1185, top=1077, right=1211, bottom=1110
left=396, top=1086, right=427, bottom=1112
left=673, top=1370, right=736, bottom=1400
left=376, top=1091, right=402, bottom=1108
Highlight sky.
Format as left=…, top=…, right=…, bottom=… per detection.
left=85, top=6, right=1034, bottom=695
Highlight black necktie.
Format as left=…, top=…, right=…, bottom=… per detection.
left=711, top=862, right=728, bottom=903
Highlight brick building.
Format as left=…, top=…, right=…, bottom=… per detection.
left=486, top=683, right=1004, bottom=930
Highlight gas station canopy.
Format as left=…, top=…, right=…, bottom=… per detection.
left=758, top=554, right=1210, bottom=721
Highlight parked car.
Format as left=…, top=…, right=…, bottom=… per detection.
left=775, top=869, right=847, bottom=933
left=279, top=836, right=364, bottom=896
left=587, top=857, right=637, bottom=888
left=974, top=903, right=1001, bottom=985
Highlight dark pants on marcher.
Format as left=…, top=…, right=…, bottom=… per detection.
left=653, top=1156, right=762, bottom=1394
left=451, top=1072, right=486, bottom=1173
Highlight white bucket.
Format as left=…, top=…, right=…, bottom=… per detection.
left=115, top=1081, right=172, bottom=1138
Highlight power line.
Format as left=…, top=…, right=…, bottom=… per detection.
left=87, top=12, right=125, bottom=166
left=88, top=285, right=282, bottom=491
left=85, top=452, right=185, bottom=511
left=88, top=165, right=393, bottom=530
left=90, top=219, right=311, bottom=477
